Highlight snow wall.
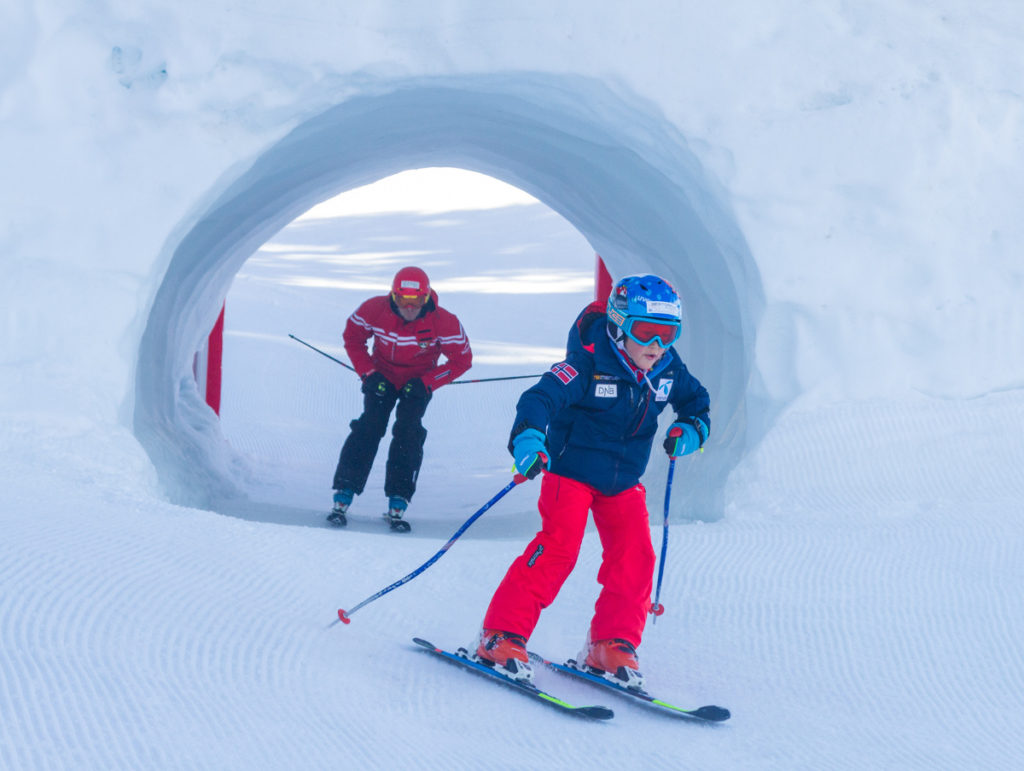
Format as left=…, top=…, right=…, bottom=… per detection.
left=11, top=3, right=1021, bottom=523
left=134, top=73, right=766, bottom=517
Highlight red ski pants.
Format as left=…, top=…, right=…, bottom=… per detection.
left=482, top=472, right=655, bottom=648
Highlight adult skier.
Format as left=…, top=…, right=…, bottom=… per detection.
left=473, top=273, right=710, bottom=685
left=328, top=266, right=472, bottom=531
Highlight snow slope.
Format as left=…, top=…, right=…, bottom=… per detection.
left=3, top=1, right=1024, bottom=769
left=4, top=171, right=1023, bottom=769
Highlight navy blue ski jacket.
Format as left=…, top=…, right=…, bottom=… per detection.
left=509, top=304, right=710, bottom=496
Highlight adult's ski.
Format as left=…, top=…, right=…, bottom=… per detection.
left=529, top=652, right=730, bottom=723
left=326, top=510, right=411, bottom=533
left=412, top=638, right=613, bottom=720
left=384, top=513, right=411, bottom=533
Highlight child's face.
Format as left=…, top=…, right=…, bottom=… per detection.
left=623, top=337, right=665, bottom=371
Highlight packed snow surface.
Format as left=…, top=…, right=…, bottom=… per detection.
left=3, top=1, right=1024, bottom=768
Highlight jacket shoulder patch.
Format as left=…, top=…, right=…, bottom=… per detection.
left=550, top=362, right=579, bottom=385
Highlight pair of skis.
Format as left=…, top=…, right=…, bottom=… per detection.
left=412, top=638, right=729, bottom=723
left=328, top=510, right=411, bottom=533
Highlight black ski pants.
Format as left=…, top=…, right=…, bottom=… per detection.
left=332, top=377, right=431, bottom=502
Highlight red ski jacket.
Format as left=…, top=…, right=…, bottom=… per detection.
left=343, top=291, right=472, bottom=391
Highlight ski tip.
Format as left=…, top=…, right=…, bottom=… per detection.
left=690, top=705, right=731, bottom=722
left=337, top=609, right=351, bottom=624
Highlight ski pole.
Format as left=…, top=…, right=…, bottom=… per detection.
left=650, top=457, right=676, bottom=623
left=290, top=333, right=543, bottom=385
left=288, top=333, right=358, bottom=373
left=334, top=476, right=525, bottom=625
left=452, top=373, right=544, bottom=385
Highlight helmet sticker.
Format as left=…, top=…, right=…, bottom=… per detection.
left=644, top=299, right=680, bottom=316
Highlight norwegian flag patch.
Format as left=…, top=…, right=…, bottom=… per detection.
left=550, top=362, right=579, bottom=385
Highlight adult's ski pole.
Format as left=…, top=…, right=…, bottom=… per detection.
left=334, top=476, right=525, bottom=625
left=288, top=333, right=358, bottom=373
left=650, top=457, right=676, bottom=622
left=290, top=332, right=543, bottom=384
left=452, top=373, right=543, bottom=385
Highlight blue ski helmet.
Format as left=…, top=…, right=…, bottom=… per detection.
left=607, top=274, right=682, bottom=348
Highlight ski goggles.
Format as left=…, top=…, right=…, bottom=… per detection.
left=392, top=291, right=427, bottom=309
left=622, top=317, right=681, bottom=348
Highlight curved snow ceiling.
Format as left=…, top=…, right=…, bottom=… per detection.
left=135, top=72, right=765, bottom=519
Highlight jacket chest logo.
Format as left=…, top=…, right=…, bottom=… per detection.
left=595, top=383, right=618, bottom=398
left=416, top=329, right=434, bottom=349
left=655, top=378, right=672, bottom=402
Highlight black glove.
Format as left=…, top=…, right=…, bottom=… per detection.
left=361, top=371, right=392, bottom=397
left=401, top=377, right=431, bottom=401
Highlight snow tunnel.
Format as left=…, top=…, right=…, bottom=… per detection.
left=134, top=72, right=765, bottom=520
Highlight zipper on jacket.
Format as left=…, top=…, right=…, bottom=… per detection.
left=605, top=378, right=652, bottom=492
left=630, top=387, right=652, bottom=437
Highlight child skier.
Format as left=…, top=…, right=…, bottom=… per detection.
left=473, top=273, right=710, bottom=686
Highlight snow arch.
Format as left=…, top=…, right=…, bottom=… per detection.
left=135, top=73, right=766, bottom=519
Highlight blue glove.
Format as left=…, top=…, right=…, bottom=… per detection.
left=664, top=417, right=708, bottom=458
left=511, top=428, right=548, bottom=480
